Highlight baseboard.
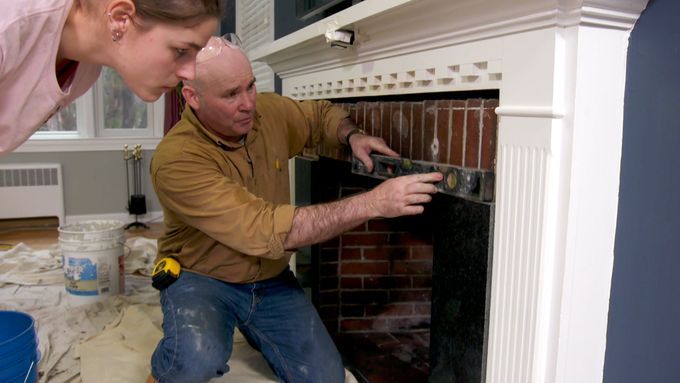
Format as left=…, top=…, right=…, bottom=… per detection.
left=65, top=211, right=163, bottom=225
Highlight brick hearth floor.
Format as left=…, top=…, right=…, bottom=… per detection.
left=334, top=331, right=430, bottom=383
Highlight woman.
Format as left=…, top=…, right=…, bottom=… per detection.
left=0, top=0, right=224, bottom=154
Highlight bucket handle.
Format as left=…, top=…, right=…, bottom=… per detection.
left=23, top=360, right=34, bottom=383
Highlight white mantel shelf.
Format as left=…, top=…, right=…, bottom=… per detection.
left=253, top=1, right=649, bottom=382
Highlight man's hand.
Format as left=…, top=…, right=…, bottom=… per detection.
left=363, top=172, right=443, bottom=217
left=349, top=134, right=398, bottom=173
left=283, top=171, right=443, bottom=250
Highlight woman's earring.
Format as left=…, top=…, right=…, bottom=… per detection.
left=112, top=30, right=123, bottom=42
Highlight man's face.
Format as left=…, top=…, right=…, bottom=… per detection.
left=193, top=52, right=257, bottom=141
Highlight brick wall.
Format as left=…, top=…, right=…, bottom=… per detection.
left=312, top=99, right=499, bottom=172
left=312, top=98, right=498, bottom=335
left=316, top=198, right=435, bottom=334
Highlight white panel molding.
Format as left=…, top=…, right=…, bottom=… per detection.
left=255, top=0, right=649, bottom=382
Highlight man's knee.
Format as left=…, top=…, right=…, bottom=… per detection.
left=152, top=334, right=231, bottom=383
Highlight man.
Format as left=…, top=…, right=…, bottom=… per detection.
left=149, top=35, right=443, bottom=383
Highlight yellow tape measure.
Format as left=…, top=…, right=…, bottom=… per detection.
left=151, top=257, right=181, bottom=290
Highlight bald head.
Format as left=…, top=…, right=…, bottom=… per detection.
left=186, top=36, right=253, bottom=92
left=181, top=35, right=258, bottom=142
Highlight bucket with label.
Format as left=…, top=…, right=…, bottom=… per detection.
left=0, top=310, right=40, bottom=383
left=59, top=220, right=125, bottom=306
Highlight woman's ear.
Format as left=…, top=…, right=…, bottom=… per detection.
left=106, top=0, right=136, bottom=40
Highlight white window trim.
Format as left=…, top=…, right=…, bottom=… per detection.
left=15, top=78, right=166, bottom=153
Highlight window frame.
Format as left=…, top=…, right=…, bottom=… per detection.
left=16, top=73, right=166, bottom=153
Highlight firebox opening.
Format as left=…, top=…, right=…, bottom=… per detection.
left=293, top=93, right=497, bottom=382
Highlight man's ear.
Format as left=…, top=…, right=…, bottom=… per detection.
left=106, top=0, right=135, bottom=35
left=182, top=85, right=200, bottom=110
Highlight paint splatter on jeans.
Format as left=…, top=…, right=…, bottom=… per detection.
left=151, top=269, right=344, bottom=383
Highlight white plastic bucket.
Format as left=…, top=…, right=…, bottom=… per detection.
left=58, top=220, right=125, bottom=306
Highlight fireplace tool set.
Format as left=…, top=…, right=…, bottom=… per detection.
left=123, top=144, right=149, bottom=229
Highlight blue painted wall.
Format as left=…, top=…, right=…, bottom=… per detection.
left=604, top=0, right=680, bottom=382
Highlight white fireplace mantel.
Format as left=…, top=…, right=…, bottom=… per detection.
left=251, top=0, right=649, bottom=382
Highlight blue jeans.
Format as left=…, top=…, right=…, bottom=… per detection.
left=150, top=269, right=344, bottom=383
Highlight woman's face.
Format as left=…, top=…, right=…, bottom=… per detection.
left=115, top=17, right=218, bottom=102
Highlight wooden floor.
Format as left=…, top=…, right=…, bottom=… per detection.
left=0, top=217, right=164, bottom=251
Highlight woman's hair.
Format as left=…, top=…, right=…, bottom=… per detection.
left=133, top=0, right=225, bottom=25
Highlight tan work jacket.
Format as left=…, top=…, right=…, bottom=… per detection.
left=151, top=92, right=348, bottom=283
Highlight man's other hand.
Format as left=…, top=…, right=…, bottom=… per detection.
left=349, top=134, right=399, bottom=173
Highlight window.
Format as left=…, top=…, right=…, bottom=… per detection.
left=24, top=67, right=165, bottom=152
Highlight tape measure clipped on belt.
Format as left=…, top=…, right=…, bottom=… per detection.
left=152, top=257, right=181, bottom=290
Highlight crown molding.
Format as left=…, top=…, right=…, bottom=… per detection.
left=251, top=0, right=648, bottom=79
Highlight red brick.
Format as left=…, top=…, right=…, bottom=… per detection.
left=390, top=102, right=403, bottom=152
left=341, top=304, right=365, bottom=317
left=414, top=303, right=432, bottom=316
left=340, top=277, right=363, bottom=289
left=380, top=102, right=392, bottom=147
left=347, top=103, right=357, bottom=122
left=436, top=100, right=451, bottom=164
left=365, top=303, right=414, bottom=317
left=411, top=102, right=424, bottom=161
left=451, top=100, right=467, bottom=166
left=390, top=289, right=432, bottom=302
left=366, top=218, right=400, bottom=232
left=339, top=248, right=362, bottom=261
left=363, top=276, right=391, bottom=289
left=340, top=318, right=388, bottom=332
left=386, top=232, right=433, bottom=247
left=363, top=332, right=400, bottom=347
left=410, top=246, right=434, bottom=260
left=400, top=103, right=413, bottom=159
left=423, top=100, right=437, bottom=162
left=389, top=276, right=413, bottom=289
left=342, top=290, right=389, bottom=305
left=340, top=261, right=389, bottom=275
left=480, top=99, right=499, bottom=170
left=392, top=260, right=433, bottom=275
left=346, top=222, right=367, bottom=233
left=465, top=99, right=483, bottom=168
left=386, top=317, right=430, bottom=332
left=341, top=233, right=389, bottom=247
left=356, top=102, right=366, bottom=130
left=366, top=102, right=382, bottom=137
left=362, top=247, right=408, bottom=261
left=412, top=276, right=433, bottom=288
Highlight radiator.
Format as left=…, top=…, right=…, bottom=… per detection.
left=0, top=163, right=65, bottom=225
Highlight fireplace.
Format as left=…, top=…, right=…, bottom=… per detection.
left=295, top=95, right=498, bottom=381
left=252, top=0, right=649, bottom=381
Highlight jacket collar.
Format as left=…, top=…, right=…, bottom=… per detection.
left=181, top=106, right=260, bottom=150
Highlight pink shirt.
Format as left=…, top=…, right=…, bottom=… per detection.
left=0, top=0, right=101, bottom=154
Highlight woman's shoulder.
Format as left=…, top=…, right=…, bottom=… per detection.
left=0, top=0, right=71, bottom=67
